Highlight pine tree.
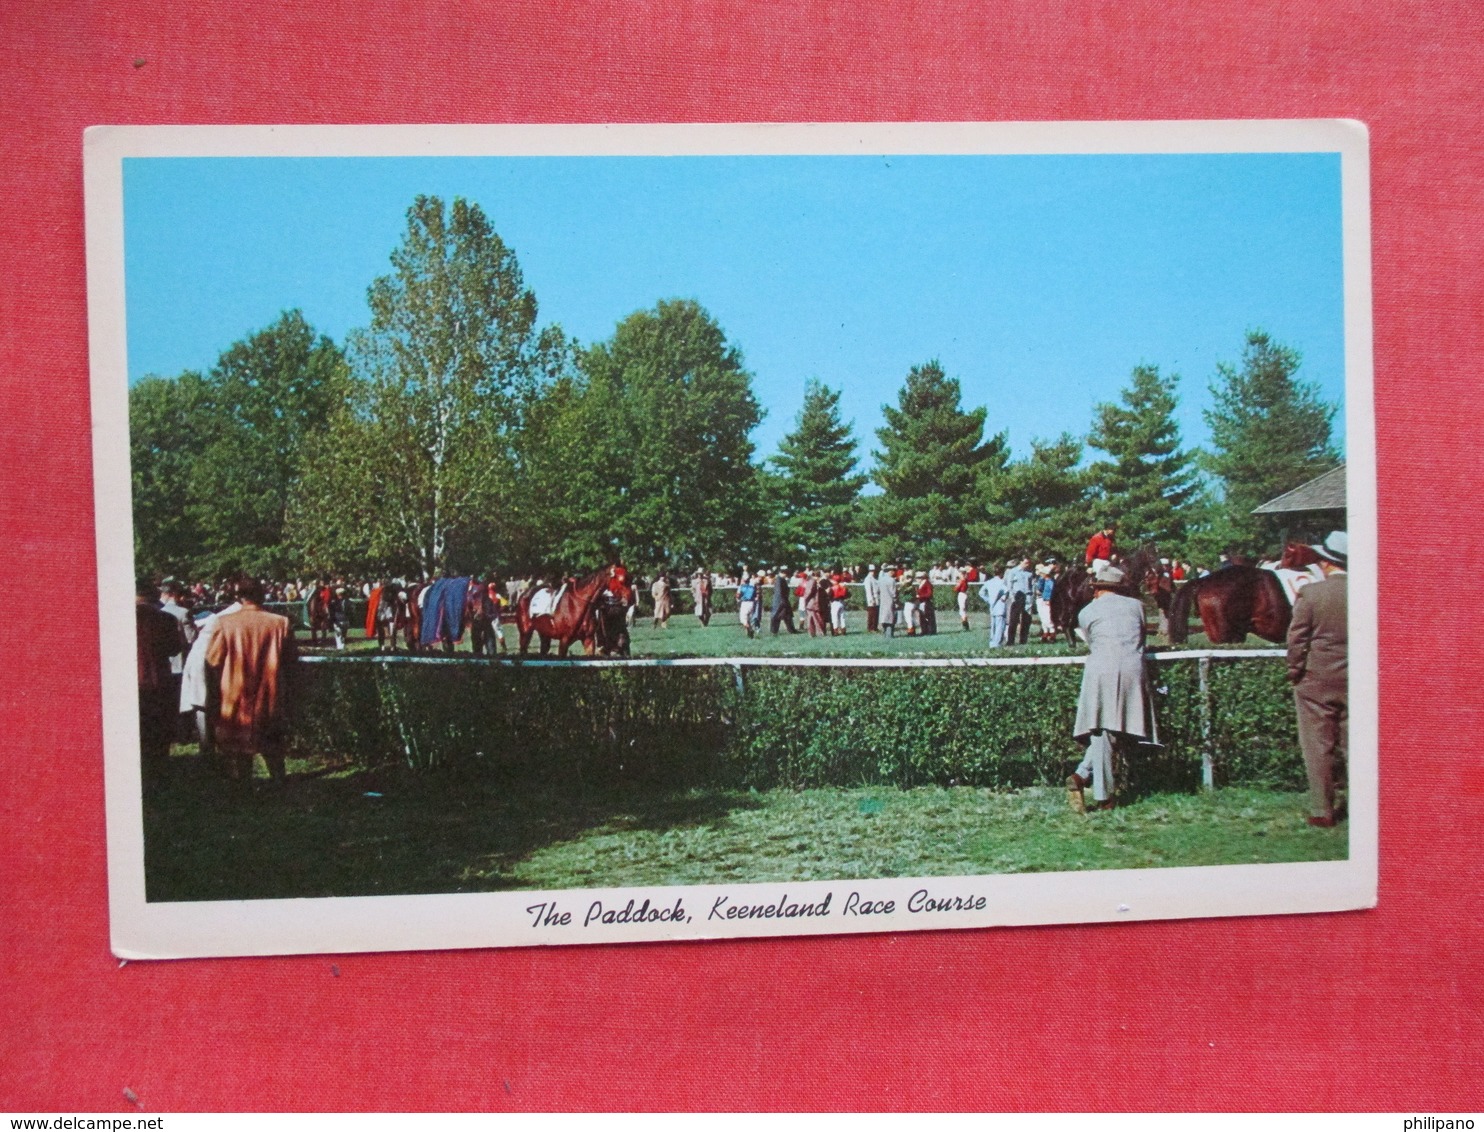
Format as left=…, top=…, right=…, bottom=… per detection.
left=1087, top=364, right=1199, bottom=548
left=865, top=360, right=1007, bottom=563
left=769, top=380, right=866, bottom=565
left=1202, top=330, right=1339, bottom=551
left=976, top=433, right=1093, bottom=562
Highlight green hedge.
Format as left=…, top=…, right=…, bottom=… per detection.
left=291, top=662, right=737, bottom=784
left=287, top=656, right=1303, bottom=793
left=1207, top=659, right=1307, bottom=787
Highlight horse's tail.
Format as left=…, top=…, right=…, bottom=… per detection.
left=1168, top=579, right=1197, bottom=644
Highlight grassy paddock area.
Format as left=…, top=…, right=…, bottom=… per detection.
left=143, top=749, right=1344, bottom=902
left=301, top=611, right=1275, bottom=660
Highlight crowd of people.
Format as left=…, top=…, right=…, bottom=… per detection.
left=136, top=522, right=1348, bottom=826
left=144, top=521, right=1236, bottom=654
left=137, top=516, right=1268, bottom=673
left=136, top=574, right=295, bottom=790
left=718, top=560, right=1044, bottom=643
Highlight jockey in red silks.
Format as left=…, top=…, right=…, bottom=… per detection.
left=1085, top=523, right=1117, bottom=570
left=605, top=563, right=633, bottom=604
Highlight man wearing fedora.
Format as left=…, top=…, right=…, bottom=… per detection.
left=1005, top=556, right=1036, bottom=645
left=1286, top=530, right=1349, bottom=827
left=1067, top=563, right=1158, bottom=812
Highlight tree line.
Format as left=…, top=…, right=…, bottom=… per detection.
left=130, top=194, right=1341, bottom=582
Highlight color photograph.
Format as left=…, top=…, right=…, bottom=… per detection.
left=89, top=122, right=1375, bottom=955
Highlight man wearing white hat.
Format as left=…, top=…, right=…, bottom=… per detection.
left=1286, top=530, right=1349, bottom=827
left=1067, top=563, right=1158, bottom=812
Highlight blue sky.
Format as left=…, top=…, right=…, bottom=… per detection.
left=123, top=151, right=1346, bottom=466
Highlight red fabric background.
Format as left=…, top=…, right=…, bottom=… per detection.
left=4, top=2, right=1481, bottom=1112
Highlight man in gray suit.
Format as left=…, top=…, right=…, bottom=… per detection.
left=1286, top=530, right=1348, bottom=827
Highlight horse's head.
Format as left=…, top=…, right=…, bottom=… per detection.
left=1279, top=541, right=1321, bottom=570
left=570, top=568, right=613, bottom=607
left=1119, top=543, right=1165, bottom=595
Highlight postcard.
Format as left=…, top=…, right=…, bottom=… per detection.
left=86, top=120, right=1376, bottom=957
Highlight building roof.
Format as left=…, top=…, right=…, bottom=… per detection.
left=1251, top=464, right=1347, bottom=515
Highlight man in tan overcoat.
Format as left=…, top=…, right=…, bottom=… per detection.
left=1286, top=530, right=1348, bottom=827
left=206, top=575, right=295, bottom=786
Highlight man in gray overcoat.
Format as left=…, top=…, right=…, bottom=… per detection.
left=1286, top=530, right=1348, bottom=827
left=1068, top=564, right=1158, bottom=812
left=877, top=565, right=899, bottom=638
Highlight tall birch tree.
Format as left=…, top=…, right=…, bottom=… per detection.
left=290, top=195, right=566, bottom=576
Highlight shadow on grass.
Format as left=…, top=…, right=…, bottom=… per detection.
left=143, top=753, right=762, bottom=903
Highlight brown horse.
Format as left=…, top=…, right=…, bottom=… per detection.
left=514, top=569, right=609, bottom=657
left=1049, top=544, right=1164, bottom=646
left=1276, top=541, right=1324, bottom=571
left=1168, top=542, right=1326, bottom=645
left=1168, top=560, right=1292, bottom=645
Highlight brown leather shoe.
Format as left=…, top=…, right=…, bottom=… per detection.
left=1065, top=775, right=1086, bottom=815
left=1306, top=815, right=1336, bottom=828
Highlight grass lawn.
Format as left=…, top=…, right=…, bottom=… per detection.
left=144, top=749, right=1345, bottom=902
left=301, top=612, right=1277, bottom=661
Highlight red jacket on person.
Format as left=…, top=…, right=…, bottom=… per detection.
left=606, top=566, right=629, bottom=597
left=1085, top=532, right=1114, bottom=564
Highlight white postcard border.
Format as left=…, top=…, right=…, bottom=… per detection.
left=85, top=120, right=1377, bottom=959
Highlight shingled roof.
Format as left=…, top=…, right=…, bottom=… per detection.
left=1251, top=464, right=1347, bottom=515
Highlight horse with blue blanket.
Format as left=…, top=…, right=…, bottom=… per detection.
left=419, top=576, right=471, bottom=654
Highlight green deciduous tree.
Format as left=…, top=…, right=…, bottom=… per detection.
left=768, top=379, right=866, bottom=565
left=130, top=311, right=348, bottom=580
left=289, top=195, right=567, bottom=576
left=189, top=310, right=348, bottom=576
left=861, top=360, right=1007, bottom=564
left=1202, top=330, right=1340, bottom=552
left=1086, top=364, right=1199, bottom=548
left=526, top=299, right=765, bottom=571
left=130, top=370, right=212, bottom=578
